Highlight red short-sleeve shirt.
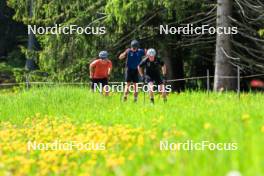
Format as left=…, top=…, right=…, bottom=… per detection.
left=90, top=59, right=112, bottom=79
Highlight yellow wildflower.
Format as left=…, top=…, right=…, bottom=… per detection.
left=261, top=125, right=264, bottom=133
left=204, top=122, right=211, bottom=129
left=241, top=114, right=250, bottom=121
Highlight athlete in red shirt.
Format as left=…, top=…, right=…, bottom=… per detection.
left=89, top=51, right=112, bottom=95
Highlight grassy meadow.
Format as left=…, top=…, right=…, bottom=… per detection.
left=0, top=86, right=263, bottom=176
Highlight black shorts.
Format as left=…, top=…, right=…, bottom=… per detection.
left=146, top=75, right=163, bottom=85
left=125, top=68, right=139, bottom=83
left=91, top=78, right=108, bottom=90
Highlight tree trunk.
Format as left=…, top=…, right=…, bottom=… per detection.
left=214, top=0, right=236, bottom=91
left=25, top=0, right=37, bottom=71
left=161, top=44, right=185, bottom=92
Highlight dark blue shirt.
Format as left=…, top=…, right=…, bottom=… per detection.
left=126, top=49, right=145, bottom=69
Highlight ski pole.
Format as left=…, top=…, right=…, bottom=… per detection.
left=143, top=70, right=146, bottom=105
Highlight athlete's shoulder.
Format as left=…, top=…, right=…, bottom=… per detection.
left=138, top=48, right=145, bottom=53
left=107, top=59, right=112, bottom=64
left=140, top=57, right=148, bottom=64
left=90, top=58, right=99, bottom=65
left=156, top=57, right=165, bottom=65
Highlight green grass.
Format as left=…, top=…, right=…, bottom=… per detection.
left=0, top=86, right=263, bottom=175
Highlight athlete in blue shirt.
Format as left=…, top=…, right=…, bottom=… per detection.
left=119, top=40, right=145, bottom=102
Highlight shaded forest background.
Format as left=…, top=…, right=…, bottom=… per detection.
left=0, top=0, right=263, bottom=91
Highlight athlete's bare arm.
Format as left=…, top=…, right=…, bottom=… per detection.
left=89, top=61, right=96, bottom=78
left=119, top=49, right=129, bottom=60
left=108, top=61, right=112, bottom=77
left=138, top=66, right=144, bottom=77
left=162, top=65, right=167, bottom=76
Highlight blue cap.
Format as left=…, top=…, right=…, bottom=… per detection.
left=99, top=51, right=108, bottom=59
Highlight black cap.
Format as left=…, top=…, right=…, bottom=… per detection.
left=131, top=40, right=139, bottom=48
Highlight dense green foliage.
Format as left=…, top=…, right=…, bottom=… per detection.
left=5, top=0, right=208, bottom=82
left=1, top=0, right=263, bottom=89
left=259, top=29, right=264, bottom=37
left=0, top=1, right=27, bottom=83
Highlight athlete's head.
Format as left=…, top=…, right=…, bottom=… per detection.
left=131, top=40, right=139, bottom=50
left=98, top=51, right=108, bottom=60
left=146, top=48, right=156, bottom=61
